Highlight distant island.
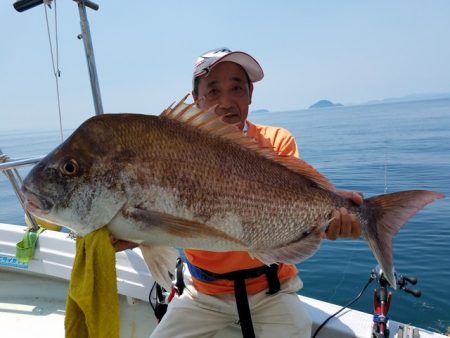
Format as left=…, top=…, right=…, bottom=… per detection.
left=251, top=109, right=270, bottom=113
left=364, top=92, right=450, bottom=105
left=309, top=100, right=343, bottom=109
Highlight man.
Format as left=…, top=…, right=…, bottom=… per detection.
left=140, top=48, right=362, bottom=338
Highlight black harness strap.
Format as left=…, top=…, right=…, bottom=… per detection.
left=234, top=277, right=256, bottom=338
left=265, top=264, right=281, bottom=295
left=175, top=257, right=186, bottom=295
left=188, top=263, right=280, bottom=338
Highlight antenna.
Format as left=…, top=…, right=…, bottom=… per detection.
left=13, top=0, right=104, bottom=116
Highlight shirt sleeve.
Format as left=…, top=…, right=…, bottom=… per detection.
left=276, top=132, right=299, bottom=158
left=247, top=121, right=300, bottom=159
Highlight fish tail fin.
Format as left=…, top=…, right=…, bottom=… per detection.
left=364, top=190, right=444, bottom=288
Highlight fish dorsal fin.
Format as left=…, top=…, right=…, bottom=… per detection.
left=160, top=96, right=336, bottom=192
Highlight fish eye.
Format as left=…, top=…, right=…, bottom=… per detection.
left=60, top=159, right=79, bottom=176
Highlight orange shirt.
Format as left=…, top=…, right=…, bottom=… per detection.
left=184, top=120, right=300, bottom=295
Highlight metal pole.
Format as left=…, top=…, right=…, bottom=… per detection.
left=76, top=0, right=104, bottom=115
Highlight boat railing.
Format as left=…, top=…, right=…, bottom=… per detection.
left=0, top=155, right=43, bottom=171
left=0, top=151, right=43, bottom=231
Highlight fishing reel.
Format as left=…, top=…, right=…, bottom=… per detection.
left=371, top=265, right=421, bottom=297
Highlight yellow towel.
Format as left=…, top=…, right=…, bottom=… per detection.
left=65, top=227, right=120, bottom=338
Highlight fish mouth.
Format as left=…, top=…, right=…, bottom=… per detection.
left=21, top=185, right=54, bottom=216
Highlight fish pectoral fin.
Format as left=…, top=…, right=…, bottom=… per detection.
left=139, top=244, right=179, bottom=291
left=125, top=207, right=243, bottom=244
left=252, top=226, right=323, bottom=265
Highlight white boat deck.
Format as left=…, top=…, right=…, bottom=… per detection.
left=0, top=223, right=447, bottom=338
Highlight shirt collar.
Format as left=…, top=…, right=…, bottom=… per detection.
left=243, top=121, right=249, bottom=135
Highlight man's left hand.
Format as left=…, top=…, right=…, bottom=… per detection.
left=110, top=235, right=139, bottom=252
left=325, top=190, right=363, bottom=240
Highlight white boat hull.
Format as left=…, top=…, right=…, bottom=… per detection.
left=0, top=223, right=446, bottom=338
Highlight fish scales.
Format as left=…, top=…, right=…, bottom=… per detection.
left=108, top=114, right=332, bottom=248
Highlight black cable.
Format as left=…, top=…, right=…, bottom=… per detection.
left=312, top=276, right=374, bottom=338
left=148, top=281, right=157, bottom=313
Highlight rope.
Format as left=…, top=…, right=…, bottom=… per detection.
left=43, top=0, right=64, bottom=142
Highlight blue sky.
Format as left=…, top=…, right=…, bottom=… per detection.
left=1, top=0, right=450, bottom=131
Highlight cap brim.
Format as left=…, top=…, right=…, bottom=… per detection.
left=193, top=51, right=264, bottom=84
left=212, top=51, right=264, bottom=83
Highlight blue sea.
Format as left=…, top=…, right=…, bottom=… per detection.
left=1, top=98, right=449, bottom=334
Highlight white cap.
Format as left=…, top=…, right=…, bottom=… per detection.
left=193, top=48, right=264, bottom=88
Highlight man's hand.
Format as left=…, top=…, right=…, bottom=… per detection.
left=325, top=190, right=364, bottom=240
left=109, top=235, right=139, bottom=252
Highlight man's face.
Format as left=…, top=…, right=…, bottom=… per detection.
left=193, top=61, right=253, bottom=130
